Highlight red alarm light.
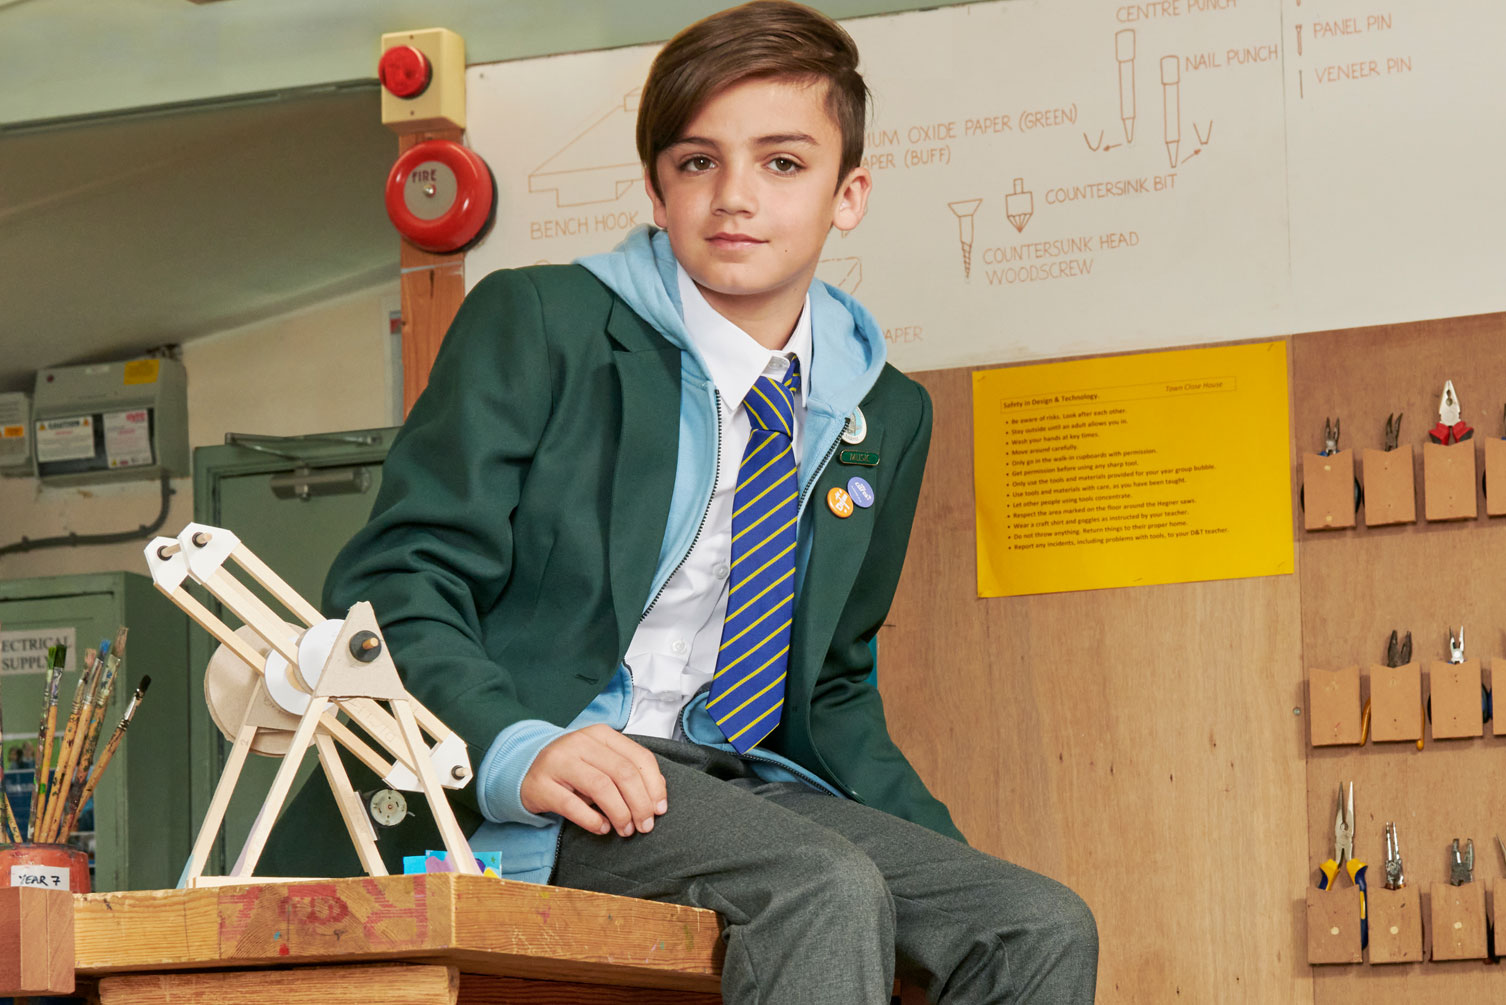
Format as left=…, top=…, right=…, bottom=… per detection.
left=379, top=45, right=432, bottom=98
left=384, top=140, right=496, bottom=254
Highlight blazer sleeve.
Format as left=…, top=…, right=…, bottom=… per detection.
left=805, top=379, right=969, bottom=845
left=321, top=269, right=564, bottom=821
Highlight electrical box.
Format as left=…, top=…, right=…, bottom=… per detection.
left=32, top=358, right=188, bottom=485
left=0, top=391, right=31, bottom=476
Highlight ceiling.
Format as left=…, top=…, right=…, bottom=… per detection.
left=0, top=84, right=397, bottom=392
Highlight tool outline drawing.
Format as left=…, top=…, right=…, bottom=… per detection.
left=945, top=200, right=983, bottom=278
left=1005, top=179, right=1034, bottom=233
left=1115, top=30, right=1137, bottom=143
left=1161, top=55, right=1182, bottom=168
left=528, top=89, right=643, bottom=208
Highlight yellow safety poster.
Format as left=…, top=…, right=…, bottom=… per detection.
left=973, top=341, right=1292, bottom=597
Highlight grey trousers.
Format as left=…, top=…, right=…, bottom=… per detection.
left=552, top=736, right=1098, bottom=1004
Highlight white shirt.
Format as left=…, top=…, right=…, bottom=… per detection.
left=621, top=266, right=812, bottom=738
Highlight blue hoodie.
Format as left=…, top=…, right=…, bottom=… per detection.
left=467, top=226, right=890, bottom=884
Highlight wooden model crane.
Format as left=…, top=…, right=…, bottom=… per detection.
left=144, top=523, right=480, bottom=886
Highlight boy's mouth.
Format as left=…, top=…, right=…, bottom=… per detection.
left=707, top=232, right=766, bottom=250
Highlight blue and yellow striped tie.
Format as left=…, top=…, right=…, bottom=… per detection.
left=708, top=359, right=801, bottom=752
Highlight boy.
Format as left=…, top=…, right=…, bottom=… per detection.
left=264, top=3, right=1096, bottom=1001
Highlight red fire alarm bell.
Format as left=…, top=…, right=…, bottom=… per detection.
left=378, top=45, right=432, bottom=98
left=384, top=140, right=496, bottom=254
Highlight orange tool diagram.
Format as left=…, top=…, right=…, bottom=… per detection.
left=529, top=90, right=642, bottom=207
left=947, top=199, right=983, bottom=277
left=1116, top=30, right=1137, bottom=143
left=1161, top=55, right=1182, bottom=168
left=817, top=256, right=863, bottom=293
left=1005, top=179, right=1035, bottom=233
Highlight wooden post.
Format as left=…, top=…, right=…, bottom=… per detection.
left=0, top=887, right=73, bottom=997
left=398, top=128, right=468, bottom=416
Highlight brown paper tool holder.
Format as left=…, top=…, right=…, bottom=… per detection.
left=1360, top=445, right=1416, bottom=526
left=1429, top=881, right=1487, bottom=960
left=1306, top=885, right=1363, bottom=964
left=1302, top=450, right=1357, bottom=531
left=1486, top=437, right=1506, bottom=516
left=1308, top=666, right=1362, bottom=747
left=1366, top=885, right=1422, bottom=964
left=1368, top=662, right=1422, bottom=743
left=1422, top=440, right=1477, bottom=521
left=1428, top=659, right=1483, bottom=740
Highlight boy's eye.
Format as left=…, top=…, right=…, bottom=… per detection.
left=768, top=157, right=802, bottom=174
left=679, top=155, right=715, bottom=173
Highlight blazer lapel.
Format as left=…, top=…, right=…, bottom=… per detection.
left=606, top=299, right=682, bottom=658
left=791, top=414, right=887, bottom=699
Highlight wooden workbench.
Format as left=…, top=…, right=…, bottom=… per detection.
left=73, top=873, right=727, bottom=1003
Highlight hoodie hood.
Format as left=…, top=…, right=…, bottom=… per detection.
left=576, top=225, right=887, bottom=419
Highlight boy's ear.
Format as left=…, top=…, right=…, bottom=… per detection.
left=832, top=166, right=872, bottom=234
left=644, top=168, right=669, bottom=229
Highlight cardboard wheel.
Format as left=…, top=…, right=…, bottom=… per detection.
left=204, top=625, right=301, bottom=755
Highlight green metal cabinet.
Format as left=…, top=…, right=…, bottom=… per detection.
left=0, top=572, right=190, bottom=892
left=188, top=428, right=397, bottom=875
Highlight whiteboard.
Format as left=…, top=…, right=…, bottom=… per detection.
left=464, top=0, right=1506, bottom=372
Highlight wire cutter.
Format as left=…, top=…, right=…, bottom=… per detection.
left=1321, top=417, right=1341, bottom=456
left=1383, top=413, right=1402, bottom=451
left=1429, top=380, right=1473, bottom=445
left=1426, top=626, right=1492, bottom=726
left=1319, top=781, right=1368, bottom=948
left=1384, top=822, right=1405, bottom=890
left=1386, top=629, right=1412, bottom=667
left=1450, top=838, right=1474, bottom=885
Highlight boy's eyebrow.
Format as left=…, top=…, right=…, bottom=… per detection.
left=667, top=132, right=820, bottom=149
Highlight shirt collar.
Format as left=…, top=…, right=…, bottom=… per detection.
left=677, top=263, right=811, bottom=410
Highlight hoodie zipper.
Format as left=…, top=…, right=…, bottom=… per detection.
left=639, top=389, right=722, bottom=622
left=795, top=422, right=846, bottom=517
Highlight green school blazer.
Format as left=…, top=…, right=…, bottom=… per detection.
left=260, top=266, right=963, bottom=878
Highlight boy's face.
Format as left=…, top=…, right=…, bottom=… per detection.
left=647, top=76, right=870, bottom=334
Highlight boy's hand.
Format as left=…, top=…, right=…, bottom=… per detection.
left=520, top=724, right=668, bottom=837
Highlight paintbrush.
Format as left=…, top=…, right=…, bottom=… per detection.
left=0, top=623, right=19, bottom=843
left=28, top=645, right=65, bottom=841
left=39, top=648, right=99, bottom=843
left=62, top=676, right=151, bottom=840
left=57, top=629, right=125, bottom=840
left=32, top=643, right=69, bottom=839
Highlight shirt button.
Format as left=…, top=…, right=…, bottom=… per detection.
left=671, top=638, right=688, bottom=655
left=714, top=563, right=729, bottom=579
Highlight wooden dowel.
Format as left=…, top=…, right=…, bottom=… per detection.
left=231, top=544, right=324, bottom=628
left=230, top=700, right=326, bottom=878
left=315, top=732, right=387, bottom=876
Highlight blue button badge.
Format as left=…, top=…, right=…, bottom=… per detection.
left=846, top=476, right=874, bottom=509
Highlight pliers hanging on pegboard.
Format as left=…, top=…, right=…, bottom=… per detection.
left=1321, top=417, right=1341, bottom=456
left=1318, top=781, right=1369, bottom=948
left=1383, top=413, right=1403, bottom=451
left=1429, top=380, right=1474, bottom=445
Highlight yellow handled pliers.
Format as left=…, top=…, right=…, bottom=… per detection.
left=1318, top=781, right=1368, bottom=948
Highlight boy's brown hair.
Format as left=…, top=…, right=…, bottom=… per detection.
left=637, top=1, right=869, bottom=199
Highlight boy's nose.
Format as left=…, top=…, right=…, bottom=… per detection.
left=712, top=163, right=757, bottom=216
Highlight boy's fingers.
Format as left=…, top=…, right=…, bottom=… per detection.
left=569, top=763, right=637, bottom=836
left=601, top=731, right=669, bottom=811
left=543, top=783, right=610, bottom=836
left=582, top=745, right=657, bottom=833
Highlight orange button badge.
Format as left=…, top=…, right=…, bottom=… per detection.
left=826, top=486, right=855, bottom=518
